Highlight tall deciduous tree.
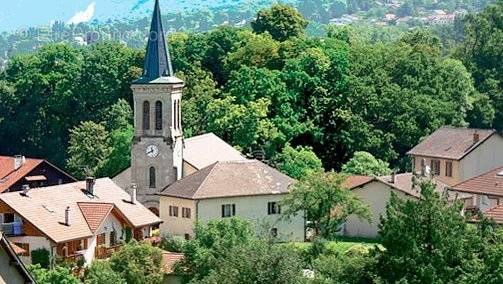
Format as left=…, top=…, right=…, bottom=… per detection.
left=341, top=151, right=392, bottom=176
left=66, top=121, right=112, bottom=179
left=281, top=171, right=370, bottom=239
left=251, top=4, right=308, bottom=42
left=274, top=144, right=324, bottom=180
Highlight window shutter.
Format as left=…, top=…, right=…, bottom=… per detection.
left=232, top=204, right=236, bottom=216
left=221, top=205, right=225, bottom=217
left=267, top=202, right=271, bottom=215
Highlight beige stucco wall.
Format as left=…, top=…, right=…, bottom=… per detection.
left=197, top=195, right=305, bottom=242
left=344, top=181, right=414, bottom=238
left=412, top=155, right=461, bottom=186
left=0, top=244, right=27, bottom=284
left=8, top=236, right=52, bottom=265
left=159, top=196, right=197, bottom=237
left=459, top=134, right=503, bottom=182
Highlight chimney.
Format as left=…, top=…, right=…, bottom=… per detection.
left=65, top=206, right=70, bottom=226
left=390, top=170, right=397, bottom=183
left=473, top=131, right=480, bottom=144
left=86, top=177, right=95, bottom=195
left=14, top=155, right=25, bottom=170
left=130, top=184, right=137, bottom=204
left=21, top=184, right=30, bottom=196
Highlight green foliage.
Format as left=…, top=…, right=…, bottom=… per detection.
left=281, top=171, right=370, bottom=239
left=109, top=241, right=164, bottom=284
left=31, top=248, right=50, bottom=269
left=251, top=4, right=309, bottom=41
left=196, top=240, right=306, bottom=284
left=176, top=218, right=256, bottom=282
left=66, top=121, right=112, bottom=179
left=274, top=144, right=324, bottom=179
left=160, top=235, right=187, bottom=253
left=341, top=151, right=392, bottom=176
left=28, top=264, right=80, bottom=284
left=459, top=0, right=503, bottom=129
left=376, top=181, right=475, bottom=283
left=84, top=261, right=126, bottom=284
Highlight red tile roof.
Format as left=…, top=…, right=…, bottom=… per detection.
left=451, top=167, right=503, bottom=197
left=480, top=205, right=503, bottom=224
left=0, top=156, right=44, bottom=192
left=407, top=127, right=496, bottom=160
left=343, top=176, right=375, bottom=189
left=78, top=203, right=114, bottom=233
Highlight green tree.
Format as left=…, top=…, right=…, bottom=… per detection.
left=251, top=4, right=309, bottom=41
left=281, top=171, right=370, bottom=239
left=29, top=264, right=80, bottom=284
left=274, top=144, right=324, bottom=179
left=459, top=0, right=503, bottom=129
left=66, top=121, right=112, bottom=179
left=197, top=240, right=305, bottom=284
left=341, top=151, right=392, bottom=176
left=176, top=218, right=256, bottom=282
left=98, top=125, right=133, bottom=177
left=376, top=181, right=476, bottom=283
left=85, top=261, right=126, bottom=284
left=109, top=241, right=164, bottom=284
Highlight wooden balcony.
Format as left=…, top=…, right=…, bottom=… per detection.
left=1, top=223, right=23, bottom=236
left=95, top=244, right=122, bottom=259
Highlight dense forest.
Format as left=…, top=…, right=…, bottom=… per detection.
left=0, top=1, right=502, bottom=178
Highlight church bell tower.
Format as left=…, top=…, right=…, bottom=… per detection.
left=130, top=0, right=184, bottom=210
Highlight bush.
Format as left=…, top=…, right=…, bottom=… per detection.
left=31, top=248, right=50, bottom=269
left=160, top=235, right=186, bottom=253
left=84, top=261, right=126, bottom=284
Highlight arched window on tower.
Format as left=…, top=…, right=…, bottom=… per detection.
left=143, top=101, right=150, bottom=130
left=155, top=101, right=162, bottom=130
left=149, top=167, right=156, bottom=188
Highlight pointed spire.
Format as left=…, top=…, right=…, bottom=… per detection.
left=142, top=0, right=173, bottom=79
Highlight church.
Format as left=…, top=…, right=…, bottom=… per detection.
left=112, top=0, right=247, bottom=215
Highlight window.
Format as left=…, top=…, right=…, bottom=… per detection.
left=14, top=243, right=29, bottom=256
left=149, top=167, right=156, bottom=188
left=3, top=213, right=14, bottom=223
left=110, top=230, right=117, bottom=246
left=143, top=101, right=150, bottom=130
left=182, top=207, right=191, bottom=218
left=155, top=101, right=163, bottom=130
left=267, top=202, right=281, bottom=215
left=445, top=161, right=453, bottom=177
left=97, top=234, right=105, bottom=246
left=221, top=204, right=236, bottom=218
left=421, top=158, right=426, bottom=175
left=270, top=228, right=278, bottom=238
left=431, top=160, right=441, bottom=175
left=169, top=206, right=179, bottom=217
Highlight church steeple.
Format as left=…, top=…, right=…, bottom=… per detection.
left=142, top=0, right=173, bottom=79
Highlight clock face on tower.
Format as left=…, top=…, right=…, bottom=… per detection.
left=146, top=145, right=159, bottom=158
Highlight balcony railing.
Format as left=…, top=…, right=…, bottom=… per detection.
left=1, top=223, right=23, bottom=236
left=95, top=244, right=122, bottom=259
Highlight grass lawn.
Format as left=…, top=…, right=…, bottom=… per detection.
left=291, top=237, right=380, bottom=254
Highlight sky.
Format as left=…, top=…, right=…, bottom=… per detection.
left=0, top=0, right=230, bottom=32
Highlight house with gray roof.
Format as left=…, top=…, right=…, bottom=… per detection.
left=407, top=127, right=503, bottom=186
left=157, top=160, right=305, bottom=241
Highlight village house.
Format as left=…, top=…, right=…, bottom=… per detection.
left=0, top=155, right=75, bottom=193
left=158, top=160, right=305, bottom=241
left=449, top=166, right=503, bottom=213
left=342, top=173, right=463, bottom=238
left=408, top=127, right=503, bottom=186
left=0, top=232, right=35, bottom=284
left=0, top=178, right=161, bottom=265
